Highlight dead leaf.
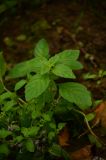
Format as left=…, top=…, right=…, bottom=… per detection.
left=70, top=145, right=92, bottom=160
left=93, top=101, right=106, bottom=128
left=58, top=125, right=70, bottom=147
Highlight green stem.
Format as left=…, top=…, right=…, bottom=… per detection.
left=73, top=108, right=103, bottom=144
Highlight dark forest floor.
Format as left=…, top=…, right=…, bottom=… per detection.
left=0, top=0, right=106, bottom=159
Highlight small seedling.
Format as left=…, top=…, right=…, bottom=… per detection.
left=83, top=69, right=106, bottom=84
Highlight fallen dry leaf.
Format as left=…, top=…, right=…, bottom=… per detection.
left=58, top=125, right=70, bottom=147
left=70, top=145, right=92, bottom=160
left=93, top=101, right=106, bottom=128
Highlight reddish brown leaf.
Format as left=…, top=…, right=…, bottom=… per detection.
left=70, top=145, right=92, bottom=160
left=93, top=101, right=106, bottom=128
left=58, top=125, right=70, bottom=147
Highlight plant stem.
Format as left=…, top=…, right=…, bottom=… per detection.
left=73, top=108, right=103, bottom=144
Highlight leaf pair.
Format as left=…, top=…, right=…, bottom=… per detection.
left=50, top=49, right=83, bottom=79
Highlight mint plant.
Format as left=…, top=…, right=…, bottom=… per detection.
left=0, top=39, right=93, bottom=160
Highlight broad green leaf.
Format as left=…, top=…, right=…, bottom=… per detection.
left=9, top=57, right=49, bottom=78
left=49, top=123, right=56, bottom=130
left=68, top=61, right=83, bottom=70
left=0, top=91, right=16, bottom=103
left=85, top=113, right=95, bottom=122
left=48, top=131, right=55, bottom=141
left=25, top=139, right=35, bottom=152
left=9, top=58, right=37, bottom=78
left=43, top=113, right=52, bottom=122
left=2, top=100, right=17, bottom=112
left=49, top=144, right=62, bottom=157
left=0, top=129, right=11, bottom=139
left=21, top=128, right=29, bottom=137
left=49, top=50, right=80, bottom=67
left=14, top=135, right=24, bottom=143
left=34, top=39, right=49, bottom=59
left=59, top=82, right=92, bottom=110
left=49, top=50, right=82, bottom=70
left=28, top=126, right=39, bottom=137
left=52, top=64, right=76, bottom=79
left=0, top=144, right=9, bottom=155
left=15, top=80, right=26, bottom=91
left=58, top=49, right=80, bottom=63
left=31, top=110, right=41, bottom=119
left=49, top=144, right=70, bottom=160
left=25, top=74, right=50, bottom=101
left=0, top=52, right=6, bottom=79
left=21, top=127, right=39, bottom=137
left=9, top=58, right=36, bottom=78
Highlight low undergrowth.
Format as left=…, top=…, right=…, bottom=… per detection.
left=0, top=39, right=100, bottom=160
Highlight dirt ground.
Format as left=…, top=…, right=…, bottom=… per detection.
left=0, top=0, right=106, bottom=159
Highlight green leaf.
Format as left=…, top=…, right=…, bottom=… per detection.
left=15, top=80, right=26, bottom=91
left=58, top=50, right=80, bottom=61
left=49, top=144, right=63, bottom=157
left=52, top=64, right=76, bottom=79
left=68, top=61, right=83, bottom=70
left=86, top=113, right=95, bottom=122
left=43, top=113, right=51, bottom=122
left=31, top=110, right=41, bottom=119
left=2, top=100, right=16, bottom=112
left=14, top=135, right=24, bottom=143
left=0, top=52, right=6, bottom=79
left=49, top=50, right=82, bottom=70
left=21, top=127, right=39, bottom=137
left=57, top=123, right=66, bottom=132
left=9, top=58, right=40, bottom=78
left=0, top=91, right=15, bottom=103
left=49, top=54, right=60, bottom=66
left=9, top=58, right=36, bottom=78
left=0, top=129, right=11, bottom=139
left=0, top=81, right=4, bottom=94
left=0, top=144, right=9, bottom=155
left=28, top=127, right=39, bottom=137
left=102, top=71, right=106, bottom=76
left=34, top=39, right=49, bottom=59
left=9, top=57, right=50, bottom=78
left=25, top=139, right=35, bottom=152
left=88, top=134, right=102, bottom=148
left=42, top=80, right=57, bottom=103
left=49, top=144, right=70, bottom=160
left=48, top=131, right=55, bottom=141
left=83, top=73, right=97, bottom=80
left=25, top=74, right=50, bottom=101
left=21, top=128, right=29, bottom=137
left=59, top=82, right=92, bottom=110
left=38, top=58, right=50, bottom=75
